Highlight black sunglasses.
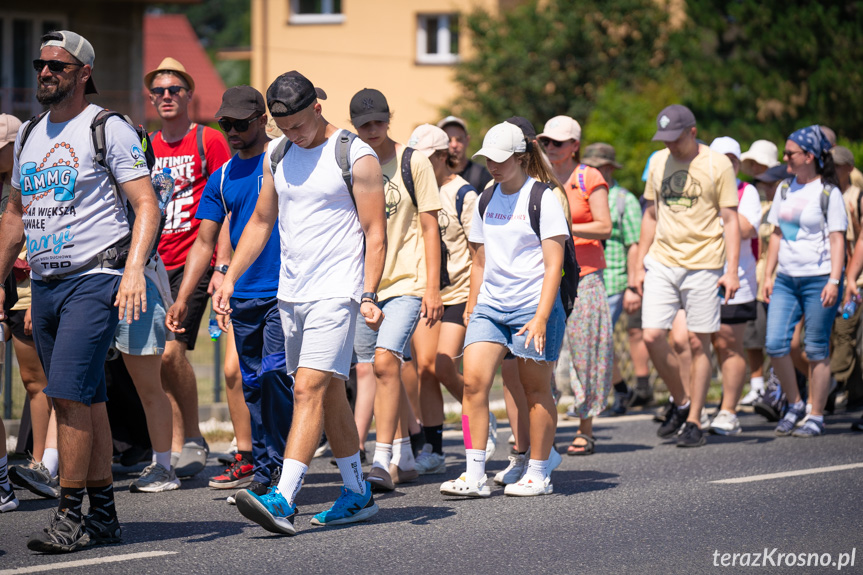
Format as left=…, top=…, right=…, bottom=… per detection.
left=33, top=59, right=83, bottom=73
left=539, top=137, right=570, bottom=148
left=150, top=85, right=186, bottom=97
left=218, top=115, right=262, bottom=133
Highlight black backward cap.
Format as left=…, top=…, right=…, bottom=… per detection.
left=267, top=71, right=317, bottom=117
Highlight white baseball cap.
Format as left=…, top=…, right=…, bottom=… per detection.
left=473, top=122, right=527, bottom=163
left=709, top=136, right=742, bottom=161
left=740, top=140, right=780, bottom=171
left=408, top=124, right=449, bottom=157
left=538, top=115, right=582, bottom=142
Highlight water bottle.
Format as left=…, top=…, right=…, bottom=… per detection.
left=151, top=167, right=175, bottom=215
left=842, top=296, right=860, bottom=320
left=208, top=307, right=222, bottom=340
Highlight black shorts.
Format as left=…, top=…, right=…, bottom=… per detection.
left=743, top=301, right=768, bottom=349
left=166, top=266, right=213, bottom=351
left=4, top=308, right=32, bottom=342
left=442, top=302, right=467, bottom=325
left=721, top=300, right=758, bottom=325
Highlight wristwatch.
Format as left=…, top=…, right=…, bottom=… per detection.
left=361, top=292, right=378, bottom=303
left=626, top=286, right=640, bottom=294
left=828, top=278, right=840, bottom=286
left=214, top=264, right=229, bottom=274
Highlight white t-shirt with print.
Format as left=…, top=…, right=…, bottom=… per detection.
left=268, top=129, right=377, bottom=303
left=726, top=182, right=762, bottom=304
left=469, top=177, right=570, bottom=312
left=12, top=104, right=150, bottom=279
left=767, top=177, right=847, bottom=277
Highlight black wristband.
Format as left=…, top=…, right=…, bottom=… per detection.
left=626, top=286, right=640, bottom=294
left=361, top=291, right=378, bottom=303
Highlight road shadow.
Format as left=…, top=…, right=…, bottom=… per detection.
left=551, top=469, right=619, bottom=496
left=122, top=519, right=250, bottom=543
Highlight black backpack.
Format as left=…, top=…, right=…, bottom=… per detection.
left=478, top=181, right=580, bottom=318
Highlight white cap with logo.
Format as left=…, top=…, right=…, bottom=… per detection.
left=473, top=122, right=527, bottom=163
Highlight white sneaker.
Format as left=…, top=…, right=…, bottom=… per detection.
left=486, top=412, right=498, bottom=459
left=440, top=473, right=491, bottom=497
left=130, top=463, right=181, bottom=493
left=493, top=452, right=527, bottom=485
left=415, top=444, right=446, bottom=475
left=504, top=474, right=553, bottom=497
left=709, top=410, right=742, bottom=435
left=548, top=446, right=562, bottom=473
left=700, top=408, right=710, bottom=429
left=508, top=433, right=516, bottom=445
left=740, top=387, right=763, bottom=406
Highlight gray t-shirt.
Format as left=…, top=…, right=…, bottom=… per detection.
left=12, top=104, right=149, bottom=278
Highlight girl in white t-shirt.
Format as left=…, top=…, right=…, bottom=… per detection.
left=764, top=126, right=846, bottom=438
left=439, top=122, right=570, bottom=498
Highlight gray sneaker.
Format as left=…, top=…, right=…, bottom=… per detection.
left=414, top=445, right=446, bottom=475
left=10, top=461, right=59, bottom=498
left=494, top=451, right=527, bottom=485
left=130, top=463, right=181, bottom=493
left=174, top=439, right=209, bottom=478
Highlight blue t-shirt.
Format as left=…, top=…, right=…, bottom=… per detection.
left=196, top=153, right=280, bottom=298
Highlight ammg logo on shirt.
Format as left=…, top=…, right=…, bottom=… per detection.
left=20, top=162, right=79, bottom=201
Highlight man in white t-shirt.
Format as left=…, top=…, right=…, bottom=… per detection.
left=0, top=31, right=160, bottom=552
left=213, top=71, right=387, bottom=535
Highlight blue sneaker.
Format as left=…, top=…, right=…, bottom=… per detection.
left=311, top=482, right=378, bottom=526
left=235, top=486, right=297, bottom=535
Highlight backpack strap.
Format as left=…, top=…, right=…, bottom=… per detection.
left=528, top=181, right=549, bottom=240
left=15, top=111, right=48, bottom=162
left=455, top=184, right=477, bottom=227
left=335, top=130, right=358, bottom=206
left=218, top=157, right=232, bottom=217
left=615, top=185, right=626, bottom=234
left=401, top=147, right=417, bottom=207
left=477, top=185, right=495, bottom=221
left=196, top=124, right=208, bottom=180
left=820, top=184, right=831, bottom=240
left=91, top=109, right=133, bottom=214
left=779, top=179, right=791, bottom=201
left=269, top=137, right=291, bottom=177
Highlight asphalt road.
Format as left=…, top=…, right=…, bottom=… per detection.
left=1, top=407, right=861, bottom=575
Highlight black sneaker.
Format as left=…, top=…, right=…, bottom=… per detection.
left=657, top=403, right=690, bottom=438
left=676, top=422, right=706, bottom=447
left=410, top=427, right=425, bottom=458
left=83, top=512, right=122, bottom=546
left=628, top=384, right=655, bottom=408
left=27, top=510, right=91, bottom=553
left=654, top=402, right=674, bottom=423
left=607, top=389, right=632, bottom=416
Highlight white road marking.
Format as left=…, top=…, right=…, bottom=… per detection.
left=0, top=550, right=177, bottom=575
left=711, top=462, right=863, bottom=484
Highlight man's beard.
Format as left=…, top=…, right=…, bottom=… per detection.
left=36, top=79, right=74, bottom=106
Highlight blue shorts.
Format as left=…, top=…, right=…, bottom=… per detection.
left=353, top=296, right=422, bottom=363
left=607, top=292, right=624, bottom=328
left=31, top=273, right=121, bottom=406
left=113, top=277, right=166, bottom=355
left=464, top=297, right=566, bottom=362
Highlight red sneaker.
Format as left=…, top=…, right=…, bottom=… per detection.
left=208, top=454, right=255, bottom=489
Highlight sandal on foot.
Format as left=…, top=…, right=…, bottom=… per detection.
left=566, top=434, right=595, bottom=456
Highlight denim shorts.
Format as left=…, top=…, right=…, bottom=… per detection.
left=31, top=273, right=121, bottom=405
left=765, top=273, right=840, bottom=361
left=353, top=296, right=422, bottom=363
left=113, top=277, right=166, bottom=356
left=464, top=296, right=565, bottom=362
left=607, top=292, right=624, bottom=328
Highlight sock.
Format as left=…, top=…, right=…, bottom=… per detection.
left=790, top=400, right=805, bottom=413
left=171, top=452, right=181, bottom=468
left=42, top=448, right=59, bottom=477
left=424, top=425, right=444, bottom=455
left=277, top=458, right=308, bottom=507
left=391, top=437, right=415, bottom=470
left=372, top=443, right=392, bottom=470
left=636, top=376, right=650, bottom=391
left=465, top=449, right=486, bottom=483
left=238, top=450, right=254, bottom=464
left=808, top=414, right=824, bottom=426
left=335, top=452, right=365, bottom=496
left=153, top=450, right=172, bottom=470
left=523, top=458, right=550, bottom=482
left=679, top=400, right=691, bottom=410
left=749, top=376, right=764, bottom=392
left=86, top=480, right=116, bottom=522
left=613, top=381, right=628, bottom=394
left=0, top=455, right=10, bottom=491
left=58, top=485, right=86, bottom=522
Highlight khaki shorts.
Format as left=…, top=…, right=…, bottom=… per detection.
left=641, top=254, right=722, bottom=334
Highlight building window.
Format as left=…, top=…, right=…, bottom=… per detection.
left=416, top=14, right=459, bottom=65
left=289, top=0, right=345, bottom=25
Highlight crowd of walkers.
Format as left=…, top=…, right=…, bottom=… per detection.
left=0, top=29, right=861, bottom=552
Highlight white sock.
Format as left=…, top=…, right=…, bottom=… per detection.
left=465, top=449, right=486, bottom=483
left=679, top=400, right=691, bottom=410
left=0, top=454, right=9, bottom=490
left=749, top=376, right=764, bottom=392
left=391, top=437, right=415, bottom=471
left=277, top=458, right=308, bottom=507
left=335, top=452, right=365, bottom=495
left=153, top=450, right=172, bottom=470
left=523, top=458, right=550, bottom=482
left=372, top=443, right=392, bottom=470
left=42, top=448, right=59, bottom=477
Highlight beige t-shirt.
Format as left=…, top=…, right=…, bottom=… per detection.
left=644, top=145, right=739, bottom=269
left=378, top=147, right=442, bottom=301
left=843, top=185, right=862, bottom=244
left=439, top=175, right=476, bottom=305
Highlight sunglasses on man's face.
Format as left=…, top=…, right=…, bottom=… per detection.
left=33, top=59, right=83, bottom=73
left=539, top=138, right=569, bottom=148
left=218, top=115, right=261, bottom=133
left=150, top=85, right=186, bottom=97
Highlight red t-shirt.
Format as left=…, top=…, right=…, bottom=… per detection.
left=564, top=164, right=608, bottom=277
left=150, top=125, right=230, bottom=269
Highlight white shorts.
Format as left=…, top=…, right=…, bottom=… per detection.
left=641, top=254, right=722, bottom=334
left=278, top=298, right=358, bottom=381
